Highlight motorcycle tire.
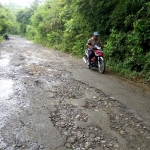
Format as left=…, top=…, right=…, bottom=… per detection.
left=98, top=58, right=105, bottom=74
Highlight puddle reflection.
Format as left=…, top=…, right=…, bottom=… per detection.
left=25, top=41, right=33, bottom=44
left=0, top=79, right=13, bottom=99
left=0, top=58, right=9, bottom=67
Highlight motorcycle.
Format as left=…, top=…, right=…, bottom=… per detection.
left=4, top=34, right=9, bottom=40
left=83, top=45, right=105, bottom=74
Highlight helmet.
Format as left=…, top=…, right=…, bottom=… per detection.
left=93, top=32, right=98, bottom=36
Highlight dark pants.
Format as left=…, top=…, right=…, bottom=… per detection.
left=88, top=50, right=95, bottom=60
left=87, top=50, right=95, bottom=65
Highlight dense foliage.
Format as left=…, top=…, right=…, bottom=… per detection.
left=1, top=0, right=150, bottom=82
left=0, top=3, right=20, bottom=41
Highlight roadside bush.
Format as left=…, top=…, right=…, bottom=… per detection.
left=26, top=25, right=37, bottom=40
left=15, top=0, right=150, bottom=83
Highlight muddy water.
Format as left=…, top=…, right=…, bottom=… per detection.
left=0, top=35, right=150, bottom=150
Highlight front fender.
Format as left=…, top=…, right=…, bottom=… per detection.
left=98, top=57, right=104, bottom=61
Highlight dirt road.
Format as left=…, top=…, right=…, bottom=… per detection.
left=0, top=35, right=150, bottom=150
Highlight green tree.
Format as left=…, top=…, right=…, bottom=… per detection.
left=15, top=0, right=150, bottom=81
left=0, top=5, right=11, bottom=34
left=16, top=0, right=40, bottom=35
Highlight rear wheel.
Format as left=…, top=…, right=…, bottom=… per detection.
left=98, top=58, right=105, bottom=73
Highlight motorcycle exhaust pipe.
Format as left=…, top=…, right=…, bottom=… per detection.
left=83, top=57, right=87, bottom=63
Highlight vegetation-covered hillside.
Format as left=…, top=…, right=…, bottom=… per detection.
left=0, top=2, right=20, bottom=41
left=1, top=0, right=150, bottom=82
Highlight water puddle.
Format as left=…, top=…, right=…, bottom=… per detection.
left=25, top=41, right=33, bottom=44
left=14, top=41, right=33, bottom=48
left=0, top=79, right=20, bottom=118
left=0, top=57, right=9, bottom=67
left=0, top=79, right=13, bottom=99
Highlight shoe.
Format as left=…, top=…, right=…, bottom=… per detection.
left=87, top=60, right=91, bottom=69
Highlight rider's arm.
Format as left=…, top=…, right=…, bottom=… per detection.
left=87, top=43, right=93, bottom=50
left=86, top=39, right=93, bottom=50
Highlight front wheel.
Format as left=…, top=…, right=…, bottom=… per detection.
left=98, top=58, right=105, bottom=74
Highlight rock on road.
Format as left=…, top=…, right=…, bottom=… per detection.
left=0, top=35, right=150, bottom=150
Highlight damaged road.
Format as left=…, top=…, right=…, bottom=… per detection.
left=0, top=35, right=150, bottom=150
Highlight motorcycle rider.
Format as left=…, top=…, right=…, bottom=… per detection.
left=86, top=32, right=103, bottom=66
left=3, top=33, right=9, bottom=40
